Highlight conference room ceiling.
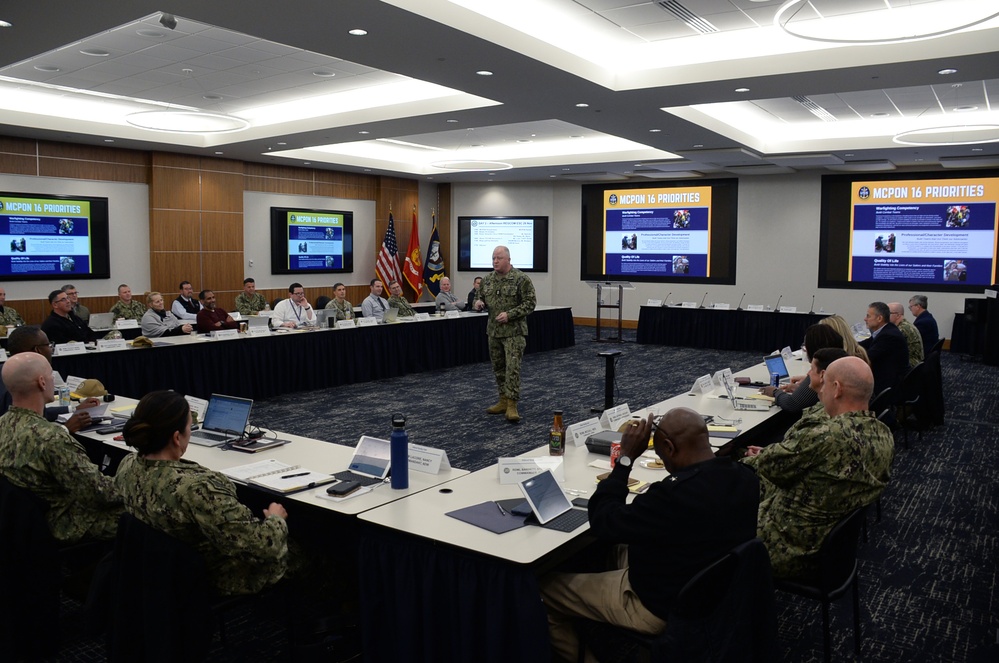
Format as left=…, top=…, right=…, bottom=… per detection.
left=0, top=0, right=996, bottom=183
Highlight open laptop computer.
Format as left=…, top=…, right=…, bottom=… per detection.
left=763, top=354, right=790, bottom=383
left=382, top=307, right=399, bottom=324
left=245, top=316, right=270, bottom=329
left=314, top=308, right=334, bottom=328
left=519, top=469, right=589, bottom=532
left=189, top=394, right=254, bottom=446
left=333, top=435, right=392, bottom=487
left=89, top=312, right=114, bottom=331
left=722, top=379, right=771, bottom=412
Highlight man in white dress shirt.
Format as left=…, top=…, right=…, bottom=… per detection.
left=361, top=279, right=389, bottom=322
left=271, top=283, right=316, bottom=328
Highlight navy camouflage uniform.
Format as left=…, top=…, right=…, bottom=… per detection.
left=477, top=267, right=537, bottom=401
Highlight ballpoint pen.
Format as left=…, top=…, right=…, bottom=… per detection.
left=281, top=472, right=309, bottom=479
left=496, top=502, right=508, bottom=516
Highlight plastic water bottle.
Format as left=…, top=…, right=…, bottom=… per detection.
left=390, top=413, right=409, bottom=490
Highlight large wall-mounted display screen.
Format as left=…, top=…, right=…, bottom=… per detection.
left=270, top=207, right=353, bottom=275
left=457, top=216, right=549, bottom=272
left=819, top=172, right=999, bottom=292
left=0, top=192, right=110, bottom=280
left=580, top=179, right=738, bottom=284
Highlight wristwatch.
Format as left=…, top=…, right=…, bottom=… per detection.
left=618, top=456, right=632, bottom=468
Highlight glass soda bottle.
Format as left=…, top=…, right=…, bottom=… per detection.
left=548, top=410, right=565, bottom=456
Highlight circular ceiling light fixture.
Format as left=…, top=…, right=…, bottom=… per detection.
left=34, top=65, right=60, bottom=73
left=126, top=110, right=249, bottom=134
left=348, top=28, right=367, bottom=36
left=80, top=48, right=111, bottom=57
left=893, top=124, right=999, bottom=146
left=430, top=160, right=513, bottom=171
left=775, top=0, right=999, bottom=44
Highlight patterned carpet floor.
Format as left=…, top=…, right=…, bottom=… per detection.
left=41, top=327, right=999, bottom=662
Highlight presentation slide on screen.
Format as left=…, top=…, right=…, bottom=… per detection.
left=603, top=186, right=712, bottom=278
left=0, top=195, right=92, bottom=276
left=468, top=218, right=535, bottom=269
left=284, top=211, right=346, bottom=271
left=850, top=178, right=999, bottom=286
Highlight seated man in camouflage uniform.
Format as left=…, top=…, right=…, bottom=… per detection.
left=742, top=356, right=893, bottom=579
left=109, top=283, right=147, bottom=321
left=888, top=301, right=924, bottom=368
left=235, top=277, right=268, bottom=315
left=386, top=280, right=416, bottom=317
left=0, top=352, right=122, bottom=542
left=0, top=287, right=25, bottom=327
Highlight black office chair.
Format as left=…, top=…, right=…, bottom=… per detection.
left=316, top=295, right=331, bottom=310
left=108, top=513, right=241, bottom=662
left=918, top=348, right=945, bottom=429
left=271, top=297, right=283, bottom=310
left=774, top=507, right=868, bottom=663
left=928, top=338, right=944, bottom=355
left=892, top=362, right=926, bottom=448
left=869, top=387, right=894, bottom=423
left=576, top=538, right=778, bottom=662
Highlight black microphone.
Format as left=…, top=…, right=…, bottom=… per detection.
left=773, top=294, right=783, bottom=311
left=809, top=294, right=816, bottom=314
left=736, top=293, right=746, bottom=311
left=698, top=292, right=708, bottom=309
left=661, top=292, right=672, bottom=307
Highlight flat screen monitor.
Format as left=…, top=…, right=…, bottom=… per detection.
left=580, top=178, right=738, bottom=284
left=270, top=206, right=353, bottom=275
left=457, top=216, right=549, bottom=272
left=818, top=171, right=999, bottom=292
left=0, top=192, right=110, bottom=280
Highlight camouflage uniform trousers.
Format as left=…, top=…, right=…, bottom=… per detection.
left=489, top=334, right=527, bottom=401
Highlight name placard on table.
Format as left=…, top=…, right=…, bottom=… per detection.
left=408, top=443, right=451, bottom=474
left=212, top=329, right=240, bottom=340
left=53, top=342, right=87, bottom=356
left=336, top=320, right=356, bottom=330
left=248, top=326, right=271, bottom=337
left=357, top=317, right=378, bottom=328
left=746, top=304, right=766, bottom=312
left=497, top=456, right=564, bottom=484
left=97, top=338, right=128, bottom=352
left=599, top=403, right=631, bottom=430
left=115, top=319, right=139, bottom=329
left=567, top=417, right=602, bottom=448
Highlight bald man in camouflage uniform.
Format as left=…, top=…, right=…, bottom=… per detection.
left=114, top=452, right=289, bottom=595
left=742, top=356, right=893, bottom=579
left=474, top=246, right=537, bottom=422
left=889, top=301, right=924, bottom=368
left=0, top=353, right=122, bottom=542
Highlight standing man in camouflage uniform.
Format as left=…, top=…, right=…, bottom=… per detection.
left=742, top=356, right=893, bottom=579
left=474, top=245, right=537, bottom=422
left=109, top=284, right=146, bottom=321
left=235, top=277, right=268, bottom=315
left=888, top=301, right=924, bottom=368
left=0, top=352, right=122, bottom=542
left=0, top=287, right=24, bottom=327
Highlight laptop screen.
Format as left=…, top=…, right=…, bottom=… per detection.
left=519, top=469, right=572, bottom=524
left=763, top=354, right=789, bottom=379
left=202, top=394, right=253, bottom=434
left=348, top=435, right=392, bottom=479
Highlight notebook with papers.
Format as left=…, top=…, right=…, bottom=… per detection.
left=89, top=312, right=114, bottom=331
left=189, top=394, right=253, bottom=446
left=763, top=354, right=790, bottom=382
left=332, top=435, right=392, bottom=487
left=722, top=380, right=771, bottom=412
left=519, top=469, right=589, bottom=532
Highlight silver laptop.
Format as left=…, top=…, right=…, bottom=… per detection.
left=382, top=307, right=399, bottom=323
left=722, top=379, right=771, bottom=412
left=315, top=308, right=334, bottom=328
left=519, top=469, right=588, bottom=532
left=190, top=394, right=254, bottom=446
left=763, top=354, right=790, bottom=382
left=89, top=312, right=114, bottom=331
left=333, top=435, right=392, bottom=486
left=246, top=315, right=270, bottom=328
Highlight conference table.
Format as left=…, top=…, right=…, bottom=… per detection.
left=52, top=306, right=574, bottom=401
left=637, top=305, right=828, bottom=352
left=354, top=357, right=793, bottom=663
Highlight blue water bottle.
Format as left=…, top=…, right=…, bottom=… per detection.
left=390, top=413, right=409, bottom=490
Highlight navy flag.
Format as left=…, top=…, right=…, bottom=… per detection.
left=422, top=216, right=445, bottom=297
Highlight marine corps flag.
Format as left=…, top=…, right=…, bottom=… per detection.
left=422, top=214, right=445, bottom=297
left=375, top=212, right=404, bottom=290
left=403, top=206, right=424, bottom=298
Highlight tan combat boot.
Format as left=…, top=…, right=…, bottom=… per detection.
left=486, top=396, right=508, bottom=414
left=505, top=399, right=521, bottom=423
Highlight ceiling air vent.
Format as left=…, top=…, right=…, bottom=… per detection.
left=656, top=1, right=719, bottom=34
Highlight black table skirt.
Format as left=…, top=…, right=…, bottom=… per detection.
left=51, top=308, right=574, bottom=400
left=636, top=306, right=828, bottom=353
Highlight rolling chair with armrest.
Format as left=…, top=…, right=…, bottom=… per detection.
left=774, top=506, right=868, bottom=663
left=892, top=361, right=926, bottom=448
left=576, top=538, right=777, bottom=662
left=316, top=295, right=331, bottom=310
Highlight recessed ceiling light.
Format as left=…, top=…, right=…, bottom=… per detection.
left=470, top=144, right=483, bottom=148
left=571, top=135, right=583, bottom=139
left=358, top=130, right=370, bottom=135
left=972, top=148, right=983, bottom=151
left=516, top=139, right=531, bottom=143
left=575, top=103, right=589, bottom=108
left=202, top=94, right=222, bottom=101
left=277, top=142, right=287, bottom=146
left=446, top=119, right=459, bottom=123
left=34, top=65, right=60, bottom=73
left=476, top=70, right=493, bottom=76
left=364, top=169, right=371, bottom=172
left=104, top=139, right=114, bottom=143
left=693, top=144, right=704, bottom=148
left=649, top=129, right=662, bottom=133
left=80, top=48, right=110, bottom=57
left=871, top=112, right=891, bottom=118
left=845, top=153, right=855, bottom=157
left=303, top=162, right=311, bottom=165
left=562, top=168, right=571, bottom=171
left=914, top=158, right=923, bottom=161
left=136, top=29, right=165, bottom=38
left=735, top=87, right=750, bottom=93
left=488, top=172, right=496, bottom=176
left=954, top=105, right=979, bottom=112
left=549, top=175, right=557, bottom=178
left=938, top=68, right=958, bottom=75
left=313, top=70, right=335, bottom=78
left=0, top=20, right=13, bottom=28
left=348, top=28, right=367, bottom=36
left=215, top=151, right=224, bottom=155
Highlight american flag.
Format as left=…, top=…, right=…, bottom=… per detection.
left=375, top=212, right=404, bottom=289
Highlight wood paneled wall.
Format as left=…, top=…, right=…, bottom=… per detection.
left=0, top=136, right=446, bottom=321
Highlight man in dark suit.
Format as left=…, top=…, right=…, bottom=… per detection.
left=859, top=301, right=909, bottom=398
left=909, top=294, right=939, bottom=352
